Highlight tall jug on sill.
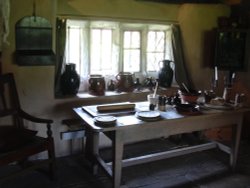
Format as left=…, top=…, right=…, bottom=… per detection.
left=60, top=63, right=80, bottom=95
left=158, top=60, right=174, bottom=88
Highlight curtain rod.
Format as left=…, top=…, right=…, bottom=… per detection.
left=57, top=14, right=178, bottom=25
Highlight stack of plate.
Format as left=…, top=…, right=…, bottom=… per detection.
left=94, top=116, right=117, bottom=125
left=136, top=111, right=161, bottom=121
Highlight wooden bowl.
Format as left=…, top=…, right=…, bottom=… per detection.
left=179, top=90, right=200, bottom=104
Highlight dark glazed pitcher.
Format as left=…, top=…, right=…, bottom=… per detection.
left=158, top=60, right=174, bottom=88
left=60, top=63, right=80, bottom=95
left=116, top=72, right=134, bottom=92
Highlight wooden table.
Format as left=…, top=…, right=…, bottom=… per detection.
left=74, top=102, right=249, bottom=188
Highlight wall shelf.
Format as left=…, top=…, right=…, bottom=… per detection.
left=15, top=16, right=55, bottom=66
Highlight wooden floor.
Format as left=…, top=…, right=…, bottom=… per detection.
left=1, top=138, right=250, bottom=188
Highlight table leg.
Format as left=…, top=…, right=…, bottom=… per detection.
left=230, top=116, right=243, bottom=170
left=112, top=131, right=124, bottom=188
left=85, top=127, right=99, bottom=175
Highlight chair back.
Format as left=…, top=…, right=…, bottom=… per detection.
left=0, top=73, right=24, bottom=128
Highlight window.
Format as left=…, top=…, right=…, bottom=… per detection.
left=65, top=19, right=173, bottom=91
left=90, top=29, right=113, bottom=74
left=147, top=31, right=165, bottom=71
left=123, top=31, right=141, bottom=72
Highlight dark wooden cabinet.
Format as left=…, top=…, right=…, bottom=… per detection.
left=214, top=28, right=250, bottom=71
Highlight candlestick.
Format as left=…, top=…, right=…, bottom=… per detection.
left=232, top=72, right=235, bottom=79
left=231, top=72, right=236, bottom=83
left=211, top=77, right=218, bottom=89
left=215, top=66, right=218, bottom=81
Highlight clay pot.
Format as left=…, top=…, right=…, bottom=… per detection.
left=115, top=72, right=134, bottom=92
left=88, top=75, right=105, bottom=96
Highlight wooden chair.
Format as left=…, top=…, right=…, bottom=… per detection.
left=0, top=73, right=56, bottom=181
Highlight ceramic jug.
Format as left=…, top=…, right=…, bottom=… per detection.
left=116, top=72, right=134, bottom=92
left=88, top=75, right=105, bottom=96
left=158, top=60, right=174, bottom=88
left=60, top=63, right=80, bottom=95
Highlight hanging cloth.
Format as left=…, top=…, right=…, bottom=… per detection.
left=171, top=24, right=194, bottom=90
left=0, top=0, right=10, bottom=50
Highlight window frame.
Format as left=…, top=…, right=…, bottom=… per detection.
left=90, top=28, right=114, bottom=74
left=146, top=30, right=166, bottom=72
left=65, top=18, right=173, bottom=92
left=121, top=29, right=142, bottom=73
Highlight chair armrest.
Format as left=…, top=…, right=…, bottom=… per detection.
left=0, top=109, right=17, bottom=117
left=19, top=109, right=53, bottom=124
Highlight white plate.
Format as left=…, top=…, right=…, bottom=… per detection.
left=204, top=103, right=234, bottom=110
left=94, top=116, right=117, bottom=124
left=136, top=111, right=161, bottom=121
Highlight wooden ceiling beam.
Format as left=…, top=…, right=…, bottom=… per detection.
left=135, top=0, right=242, bottom=4
left=135, top=0, right=222, bottom=4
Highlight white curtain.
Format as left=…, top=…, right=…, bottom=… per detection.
left=65, top=20, right=120, bottom=92
left=65, top=19, right=175, bottom=92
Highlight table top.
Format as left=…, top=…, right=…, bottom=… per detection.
left=74, top=101, right=250, bottom=133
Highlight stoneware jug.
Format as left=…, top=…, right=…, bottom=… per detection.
left=158, top=60, right=174, bottom=88
left=116, top=72, right=134, bottom=92
left=60, top=63, right=80, bottom=95
left=88, top=74, right=105, bottom=96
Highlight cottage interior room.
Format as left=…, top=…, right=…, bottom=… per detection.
left=1, top=0, right=250, bottom=187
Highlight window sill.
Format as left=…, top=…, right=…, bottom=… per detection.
left=56, top=86, right=179, bottom=106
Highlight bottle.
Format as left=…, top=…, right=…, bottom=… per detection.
left=60, top=63, right=80, bottom=95
left=197, top=90, right=205, bottom=104
left=173, top=93, right=181, bottom=105
left=158, top=96, right=166, bottom=111
left=145, top=77, right=155, bottom=91
left=167, top=96, right=173, bottom=105
left=134, top=78, right=142, bottom=91
left=108, top=79, right=116, bottom=91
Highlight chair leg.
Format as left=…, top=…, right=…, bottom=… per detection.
left=48, top=141, right=56, bottom=181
